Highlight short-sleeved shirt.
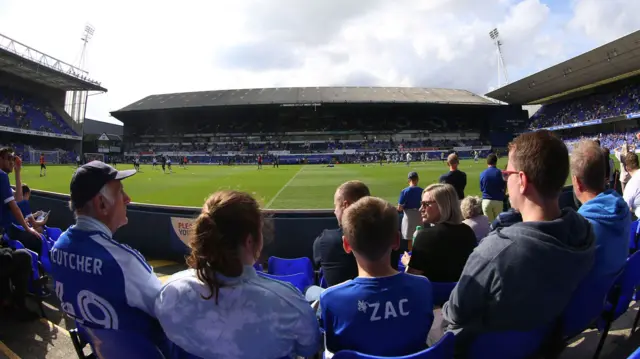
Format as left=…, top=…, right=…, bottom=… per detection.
left=155, top=266, right=321, bottom=359
left=0, top=170, right=15, bottom=230
left=409, top=223, right=477, bottom=282
left=50, top=215, right=163, bottom=337
left=398, top=186, right=423, bottom=210
left=439, top=170, right=467, bottom=200
left=480, top=166, right=505, bottom=201
left=623, top=172, right=640, bottom=218
left=320, top=273, right=434, bottom=357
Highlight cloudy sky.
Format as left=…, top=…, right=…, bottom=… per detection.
left=0, top=0, right=638, bottom=125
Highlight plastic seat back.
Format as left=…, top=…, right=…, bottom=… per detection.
left=45, top=226, right=63, bottom=242
left=561, top=269, right=621, bottom=338
left=608, top=251, right=640, bottom=323
left=268, top=256, right=314, bottom=281
left=82, top=325, right=166, bottom=359
left=628, top=347, right=640, bottom=359
left=431, top=282, right=457, bottom=307
left=257, top=271, right=313, bottom=293
left=333, top=332, right=454, bottom=359
left=630, top=220, right=640, bottom=253
left=468, top=324, right=552, bottom=359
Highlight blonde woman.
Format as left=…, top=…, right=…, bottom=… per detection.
left=461, top=196, right=491, bottom=242
left=401, top=183, right=476, bottom=282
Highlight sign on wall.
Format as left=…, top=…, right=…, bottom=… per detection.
left=170, top=217, right=194, bottom=248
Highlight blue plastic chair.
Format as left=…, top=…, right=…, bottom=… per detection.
left=561, top=269, right=622, bottom=339
left=630, top=220, right=640, bottom=254
left=431, top=282, right=457, bottom=307
left=319, top=267, right=328, bottom=288
left=467, top=324, right=553, bottom=359
left=253, top=262, right=263, bottom=272
left=628, top=347, right=640, bottom=359
left=332, top=332, right=454, bottom=359
left=594, top=251, right=640, bottom=359
left=70, top=323, right=166, bottom=359
left=257, top=271, right=314, bottom=293
left=268, top=256, right=314, bottom=282
left=45, top=226, right=63, bottom=242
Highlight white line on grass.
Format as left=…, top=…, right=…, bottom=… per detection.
left=265, top=166, right=306, bottom=209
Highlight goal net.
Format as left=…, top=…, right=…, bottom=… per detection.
left=28, top=150, right=60, bottom=164
left=85, top=153, right=105, bottom=162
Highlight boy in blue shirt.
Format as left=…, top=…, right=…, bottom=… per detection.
left=398, top=171, right=423, bottom=251
left=320, top=196, right=434, bottom=357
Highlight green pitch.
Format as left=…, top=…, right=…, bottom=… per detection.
left=20, top=160, right=490, bottom=209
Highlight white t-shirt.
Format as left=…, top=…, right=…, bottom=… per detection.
left=623, top=171, right=640, bottom=217
left=406, top=153, right=412, bottom=161
left=615, top=150, right=631, bottom=184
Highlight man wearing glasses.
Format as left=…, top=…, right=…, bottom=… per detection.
left=441, top=131, right=595, bottom=354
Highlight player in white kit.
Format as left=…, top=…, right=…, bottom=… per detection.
left=406, top=152, right=412, bottom=166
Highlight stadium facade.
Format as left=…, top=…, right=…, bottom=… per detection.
left=112, top=87, right=528, bottom=164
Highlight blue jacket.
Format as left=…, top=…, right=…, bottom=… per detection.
left=480, top=166, right=505, bottom=201
left=578, top=190, right=631, bottom=277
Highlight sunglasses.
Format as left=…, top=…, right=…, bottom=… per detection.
left=501, top=170, right=519, bottom=181
left=420, top=200, right=437, bottom=208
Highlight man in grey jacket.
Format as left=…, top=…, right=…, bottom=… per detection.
left=442, top=130, right=595, bottom=352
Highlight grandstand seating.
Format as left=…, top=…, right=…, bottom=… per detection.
left=332, top=332, right=455, bottom=359
left=70, top=324, right=167, bottom=359
left=267, top=256, right=315, bottom=283
left=0, top=87, right=77, bottom=136
left=530, top=83, right=640, bottom=129
left=257, top=271, right=314, bottom=293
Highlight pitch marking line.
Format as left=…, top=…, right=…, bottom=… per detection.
left=265, top=166, right=306, bottom=209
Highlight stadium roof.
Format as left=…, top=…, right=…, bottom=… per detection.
left=485, top=30, right=640, bottom=105
left=0, top=33, right=107, bottom=92
left=113, top=87, right=496, bottom=114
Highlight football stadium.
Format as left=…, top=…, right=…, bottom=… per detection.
left=0, top=22, right=640, bottom=359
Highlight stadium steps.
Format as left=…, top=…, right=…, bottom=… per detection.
left=0, top=259, right=636, bottom=358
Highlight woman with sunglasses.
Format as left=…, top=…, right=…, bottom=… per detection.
left=400, top=183, right=476, bottom=283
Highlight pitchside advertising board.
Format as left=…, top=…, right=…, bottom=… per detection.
left=170, top=217, right=194, bottom=254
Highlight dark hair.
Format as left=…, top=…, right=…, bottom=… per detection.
left=570, top=140, right=606, bottom=193
left=342, top=197, right=398, bottom=261
left=337, top=180, right=370, bottom=204
left=625, top=152, right=639, bottom=171
left=487, top=153, right=498, bottom=166
left=21, top=184, right=30, bottom=195
left=0, top=147, right=14, bottom=159
left=186, top=190, right=263, bottom=304
left=508, top=130, right=569, bottom=199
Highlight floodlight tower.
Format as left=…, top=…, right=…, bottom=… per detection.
left=65, top=23, right=95, bottom=128
left=79, top=24, right=95, bottom=70
left=489, top=28, right=510, bottom=88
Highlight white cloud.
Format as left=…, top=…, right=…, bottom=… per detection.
left=0, top=0, right=638, bottom=126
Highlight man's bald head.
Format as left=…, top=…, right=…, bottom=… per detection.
left=570, top=140, right=606, bottom=193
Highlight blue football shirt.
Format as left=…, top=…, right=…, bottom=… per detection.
left=0, top=170, right=15, bottom=230
left=398, top=186, right=423, bottom=210
left=320, top=272, right=434, bottom=357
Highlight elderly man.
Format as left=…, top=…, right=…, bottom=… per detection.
left=50, top=161, right=162, bottom=336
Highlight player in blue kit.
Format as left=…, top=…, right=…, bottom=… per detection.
left=319, top=196, right=434, bottom=357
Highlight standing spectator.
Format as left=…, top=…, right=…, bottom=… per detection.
left=479, top=153, right=505, bottom=221
left=313, top=181, right=370, bottom=287
left=50, top=162, right=164, bottom=340
left=571, top=140, right=630, bottom=278
left=155, top=191, right=320, bottom=359
left=622, top=152, right=640, bottom=218
left=320, top=197, right=433, bottom=357
left=614, top=143, right=631, bottom=191
left=442, top=131, right=595, bottom=354
left=401, top=184, right=476, bottom=282
left=439, top=153, right=467, bottom=200
left=398, top=172, right=423, bottom=251
left=460, top=196, right=491, bottom=242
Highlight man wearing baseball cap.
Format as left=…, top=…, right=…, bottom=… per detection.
left=50, top=161, right=163, bottom=338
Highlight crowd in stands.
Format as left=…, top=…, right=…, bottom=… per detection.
left=0, top=87, right=77, bottom=136
left=530, top=83, right=640, bottom=129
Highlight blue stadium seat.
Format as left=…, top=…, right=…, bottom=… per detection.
left=257, top=271, right=313, bottom=293
left=630, top=220, right=639, bottom=254
left=70, top=323, right=166, bottom=359
left=253, top=262, right=263, bottom=272
left=431, top=282, right=457, bottom=307
left=467, top=324, right=553, bottom=359
left=45, top=226, right=63, bottom=242
left=268, top=256, right=314, bottom=282
left=332, top=332, right=454, bottom=359
left=561, top=269, right=622, bottom=339
left=594, top=251, right=640, bottom=359
left=628, top=347, right=640, bottom=359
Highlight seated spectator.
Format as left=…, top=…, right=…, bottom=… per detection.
left=12, top=184, right=48, bottom=234
left=623, top=152, right=640, bottom=218
left=402, top=183, right=476, bottom=282
left=571, top=140, right=630, bottom=277
left=320, top=197, right=433, bottom=357
left=0, top=244, right=38, bottom=321
left=155, top=190, right=320, bottom=359
left=480, top=153, right=505, bottom=221
left=398, top=171, right=423, bottom=251
left=312, top=181, right=368, bottom=287
left=50, top=162, right=164, bottom=338
left=442, top=131, right=595, bottom=353
left=439, top=153, right=467, bottom=200
left=0, top=149, right=41, bottom=254
left=489, top=208, right=522, bottom=231
left=460, top=196, right=490, bottom=242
